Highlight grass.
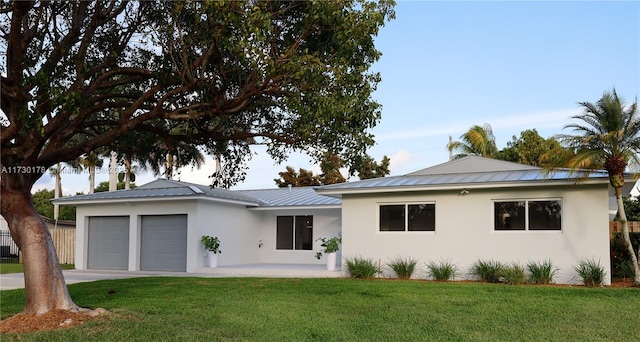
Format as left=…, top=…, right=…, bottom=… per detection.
left=501, top=263, right=526, bottom=285
left=386, top=257, right=418, bottom=279
left=471, top=259, right=505, bottom=283
left=527, top=259, right=558, bottom=284
left=0, top=263, right=75, bottom=274
left=574, top=259, right=606, bottom=287
left=425, top=259, right=459, bottom=281
left=1, top=277, right=639, bottom=341
left=344, top=256, right=379, bottom=279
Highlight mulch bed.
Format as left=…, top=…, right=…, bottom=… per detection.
left=0, top=308, right=108, bottom=334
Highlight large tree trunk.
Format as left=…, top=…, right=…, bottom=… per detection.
left=0, top=186, right=79, bottom=315
left=615, top=187, right=640, bottom=286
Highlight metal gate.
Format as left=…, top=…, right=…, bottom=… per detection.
left=0, top=230, right=20, bottom=263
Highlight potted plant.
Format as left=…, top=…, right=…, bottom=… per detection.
left=315, top=236, right=342, bottom=271
left=201, top=235, right=221, bottom=268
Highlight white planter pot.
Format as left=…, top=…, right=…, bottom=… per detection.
left=208, top=252, right=219, bottom=268
left=326, top=252, right=337, bottom=271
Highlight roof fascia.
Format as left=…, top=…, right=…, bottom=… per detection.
left=315, top=178, right=611, bottom=196
left=52, top=195, right=260, bottom=207
left=247, top=205, right=341, bottom=211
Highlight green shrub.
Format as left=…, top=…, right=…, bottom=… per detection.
left=345, top=256, right=379, bottom=279
left=610, top=232, right=640, bottom=278
left=574, top=258, right=606, bottom=287
left=425, top=260, right=459, bottom=281
left=619, top=260, right=637, bottom=279
left=527, top=260, right=558, bottom=285
left=471, top=259, right=505, bottom=283
left=501, top=263, right=526, bottom=285
left=387, top=257, right=418, bottom=280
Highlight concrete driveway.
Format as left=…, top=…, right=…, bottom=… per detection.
left=0, top=270, right=193, bottom=290
left=0, top=264, right=342, bottom=290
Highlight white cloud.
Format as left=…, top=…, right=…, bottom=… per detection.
left=388, top=150, right=414, bottom=174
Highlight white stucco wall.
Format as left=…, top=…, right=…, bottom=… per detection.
left=252, top=208, right=342, bottom=265
left=77, top=199, right=269, bottom=271
left=340, top=184, right=611, bottom=284
left=76, top=200, right=202, bottom=271
left=75, top=200, right=342, bottom=271
left=0, top=215, right=8, bottom=231
left=193, top=200, right=263, bottom=267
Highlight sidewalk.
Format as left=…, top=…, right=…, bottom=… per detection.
left=1, top=265, right=343, bottom=290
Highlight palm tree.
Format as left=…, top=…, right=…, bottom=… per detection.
left=47, top=161, right=81, bottom=219
left=559, top=88, right=640, bottom=286
left=48, top=163, right=63, bottom=220
left=447, top=123, right=499, bottom=159
left=78, top=152, right=104, bottom=194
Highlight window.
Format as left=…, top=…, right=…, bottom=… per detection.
left=380, top=203, right=435, bottom=232
left=494, top=200, right=561, bottom=231
left=276, top=216, right=313, bottom=250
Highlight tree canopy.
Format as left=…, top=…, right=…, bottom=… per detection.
left=273, top=153, right=389, bottom=187
left=0, top=0, right=396, bottom=315
left=498, top=129, right=573, bottom=168
left=94, top=181, right=136, bottom=192
left=447, top=124, right=499, bottom=159
left=31, top=189, right=77, bottom=221
left=448, top=124, right=573, bottom=167
left=1, top=0, right=396, bottom=189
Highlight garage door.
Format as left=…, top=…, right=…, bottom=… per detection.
left=140, top=215, right=187, bottom=272
left=88, top=216, right=129, bottom=270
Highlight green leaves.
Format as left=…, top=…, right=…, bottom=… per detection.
left=2, top=0, right=395, bottom=189
left=448, top=124, right=499, bottom=159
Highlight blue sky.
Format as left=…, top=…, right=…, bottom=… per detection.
left=38, top=0, right=640, bottom=194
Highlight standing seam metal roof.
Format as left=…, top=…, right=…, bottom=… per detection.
left=53, top=179, right=265, bottom=205
left=315, top=169, right=612, bottom=192
left=52, top=179, right=339, bottom=207
left=239, top=187, right=340, bottom=207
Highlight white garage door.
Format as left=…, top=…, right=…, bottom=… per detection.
left=88, top=216, right=130, bottom=270
left=140, top=215, right=187, bottom=272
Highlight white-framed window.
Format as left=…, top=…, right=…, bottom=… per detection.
left=276, top=215, right=313, bottom=250
left=494, top=199, right=562, bottom=231
left=379, top=203, right=435, bottom=232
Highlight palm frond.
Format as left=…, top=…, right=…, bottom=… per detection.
left=559, top=88, right=639, bottom=185
left=448, top=123, right=497, bottom=158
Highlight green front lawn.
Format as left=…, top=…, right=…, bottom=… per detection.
left=0, top=263, right=74, bottom=274
left=1, top=277, right=638, bottom=341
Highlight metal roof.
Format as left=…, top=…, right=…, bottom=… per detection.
left=316, top=169, right=610, bottom=192
left=52, top=179, right=339, bottom=208
left=315, top=156, right=625, bottom=196
left=408, top=155, right=539, bottom=175
left=53, top=179, right=264, bottom=206
left=239, top=187, right=340, bottom=208
left=53, top=157, right=634, bottom=206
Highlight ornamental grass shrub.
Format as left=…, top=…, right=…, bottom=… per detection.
left=471, top=259, right=505, bottom=283
left=345, top=256, right=379, bottom=279
left=387, top=257, right=418, bottom=280
left=526, top=260, right=558, bottom=285
left=574, top=258, right=606, bottom=288
left=501, top=262, right=526, bottom=285
left=425, top=259, right=459, bottom=281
